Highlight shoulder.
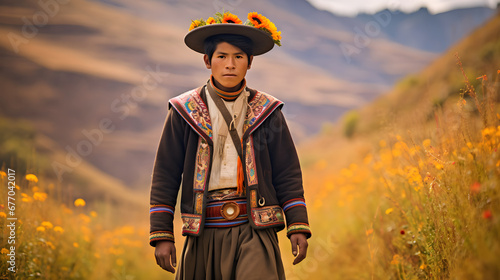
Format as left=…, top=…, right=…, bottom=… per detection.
left=168, top=87, right=203, bottom=109
left=247, top=87, right=283, bottom=109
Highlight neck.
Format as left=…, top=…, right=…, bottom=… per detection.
left=210, top=76, right=246, bottom=101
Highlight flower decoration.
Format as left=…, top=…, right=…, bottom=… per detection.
left=222, top=12, right=242, bottom=24
left=206, top=17, right=216, bottom=25
left=188, top=11, right=282, bottom=47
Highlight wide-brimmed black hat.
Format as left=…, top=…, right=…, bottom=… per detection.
left=184, top=23, right=275, bottom=56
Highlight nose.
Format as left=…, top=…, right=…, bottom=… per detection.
left=225, top=57, right=236, bottom=69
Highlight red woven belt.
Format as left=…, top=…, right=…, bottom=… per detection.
left=205, top=199, right=248, bottom=228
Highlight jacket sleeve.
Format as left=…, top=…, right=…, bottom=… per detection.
left=149, top=108, right=186, bottom=246
left=267, top=109, right=312, bottom=239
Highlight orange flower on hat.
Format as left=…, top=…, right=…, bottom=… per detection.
left=222, top=12, right=242, bottom=24
left=247, top=12, right=269, bottom=29
left=206, top=17, right=216, bottom=24
left=263, top=21, right=282, bottom=45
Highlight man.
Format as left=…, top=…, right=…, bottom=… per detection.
left=149, top=12, right=311, bottom=279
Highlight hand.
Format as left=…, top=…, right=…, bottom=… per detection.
left=155, top=240, right=177, bottom=273
left=290, top=233, right=308, bottom=265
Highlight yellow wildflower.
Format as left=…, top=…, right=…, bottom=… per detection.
left=73, top=242, right=79, bottom=248
left=79, top=214, right=91, bottom=224
left=36, top=226, right=46, bottom=232
left=41, top=221, right=53, bottom=229
left=32, top=186, right=40, bottom=192
left=46, top=241, right=55, bottom=250
left=422, top=139, right=431, bottom=148
left=385, top=208, right=394, bottom=215
left=0, top=171, right=6, bottom=179
left=366, top=229, right=373, bottom=236
left=25, top=174, right=38, bottom=182
left=74, top=198, right=86, bottom=207
left=0, top=212, right=6, bottom=218
left=54, top=226, right=64, bottom=234
left=1, top=248, right=9, bottom=254
left=33, top=192, right=47, bottom=202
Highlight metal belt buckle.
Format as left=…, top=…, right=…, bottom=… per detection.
left=220, top=201, right=240, bottom=220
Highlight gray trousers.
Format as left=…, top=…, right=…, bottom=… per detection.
left=176, top=223, right=285, bottom=280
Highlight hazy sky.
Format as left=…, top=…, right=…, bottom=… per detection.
left=306, top=0, right=500, bottom=16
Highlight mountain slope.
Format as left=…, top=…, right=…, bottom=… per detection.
left=0, top=0, right=495, bottom=189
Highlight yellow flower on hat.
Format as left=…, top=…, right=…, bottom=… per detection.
left=222, top=12, right=242, bottom=24
left=189, top=19, right=204, bottom=31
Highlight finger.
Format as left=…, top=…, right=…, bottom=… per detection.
left=290, top=236, right=298, bottom=257
left=164, top=261, right=175, bottom=273
left=293, top=240, right=308, bottom=265
left=171, top=245, right=177, bottom=268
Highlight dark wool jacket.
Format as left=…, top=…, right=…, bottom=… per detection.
left=149, top=85, right=311, bottom=246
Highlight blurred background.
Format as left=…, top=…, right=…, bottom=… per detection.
left=1, top=0, right=500, bottom=279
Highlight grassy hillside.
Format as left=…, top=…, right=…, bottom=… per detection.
left=0, top=0, right=452, bottom=188
left=294, top=12, right=500, bottom=279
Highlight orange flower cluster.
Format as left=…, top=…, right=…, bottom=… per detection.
left=188, top=12, right=282, bottom=46
left=247, top=12, right=282, bottom=45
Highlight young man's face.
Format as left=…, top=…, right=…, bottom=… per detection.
left=204, top=42, right=253, bottom=92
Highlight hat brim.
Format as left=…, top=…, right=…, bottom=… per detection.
left=184, top=24, right=275, bottom=56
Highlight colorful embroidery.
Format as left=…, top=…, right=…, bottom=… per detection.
left=244, top=92, right=270, bottom=132
left=207, top=188, right=242, bottom=201
left=150, top=231, right=174, bottom=242
left=149, top=204, right=174, bottom=215
left=194, top=138, right=210, bottom=190
left=244, top=91, right=282, bottom=134
left=195, top=192, right=203, bottom=214
left=245, top=136, right=258, bottom=186
left=181, top=214, right=202, bottom=235
left=250, top=190, right=257, bottom=208
left=171, top=89, right=213, bottom=139
left=251, top=206, right=284, bottom=227
left=282, top=198, right=306, bottom=212
left=287, top=223, right=311, bottom=237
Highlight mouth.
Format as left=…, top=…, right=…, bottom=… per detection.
left=223, top=74, right=237, bottom=77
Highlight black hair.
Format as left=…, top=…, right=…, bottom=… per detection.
left=204, top=34, right=254, bottom=65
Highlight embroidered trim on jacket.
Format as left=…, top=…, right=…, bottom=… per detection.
left=282, top=198, right=306, bottom=212
left=251, top=206, right=285, bottom=227
left=181, top=214, right=202, bottom=235
left=286, top=223, right=311, bottom=237
left=150, top=231, right=174, bottom=243
left=150, top=205, right=174, bottom=215
left=245, top=136, right=258, bottom=186
left=170, top=89, right=213, bottom=140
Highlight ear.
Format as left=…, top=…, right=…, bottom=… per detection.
left=203, top=54, right=211, bottom=69
left=247, top=55, right=254, bottom=70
